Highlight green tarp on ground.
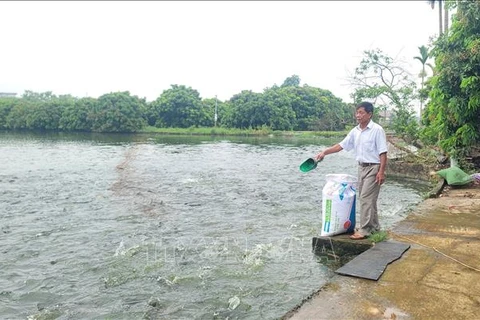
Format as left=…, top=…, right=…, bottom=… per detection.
left=436, top=166, right=473, bottom=186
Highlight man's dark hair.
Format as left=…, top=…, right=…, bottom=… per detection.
left=356, top=101, right=374, bottom=114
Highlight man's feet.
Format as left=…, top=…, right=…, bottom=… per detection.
left=349, top=233, right=367, bottom=240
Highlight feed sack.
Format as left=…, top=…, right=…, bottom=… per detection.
left=321, top=174, right=357, bottom=236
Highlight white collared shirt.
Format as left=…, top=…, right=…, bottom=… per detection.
left=339, top=120, right=388, bottom=163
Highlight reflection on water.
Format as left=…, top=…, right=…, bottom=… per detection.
left=0, top=131, right=426, bottom=319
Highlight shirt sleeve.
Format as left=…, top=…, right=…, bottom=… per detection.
left=376, top=127, right=388, bottom=155
left=339, top=129, right=355, bottom=152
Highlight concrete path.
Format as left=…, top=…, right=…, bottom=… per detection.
left=282, top=184, right=480, bottom=320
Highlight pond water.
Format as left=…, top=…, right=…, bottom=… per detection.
left=0, top=131, right=427, bottom=319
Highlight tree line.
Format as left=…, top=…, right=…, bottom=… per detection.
left=0, top=77, right=355, bottom=133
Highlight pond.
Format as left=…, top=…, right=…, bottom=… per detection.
left=0, top=131, right=427, bottom=319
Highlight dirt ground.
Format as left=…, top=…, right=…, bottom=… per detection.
left=282, top=182, right=480, bottom=320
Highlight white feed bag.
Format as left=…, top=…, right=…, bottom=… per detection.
left=320, top=174, right=357, bottom=237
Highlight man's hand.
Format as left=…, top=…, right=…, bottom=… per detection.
left=375, top=171, right=386, bottom=185
left=315, top=152, right=326, bottom=162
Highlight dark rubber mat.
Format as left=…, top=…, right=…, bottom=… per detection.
left=335, top=240, right=410, bottom=280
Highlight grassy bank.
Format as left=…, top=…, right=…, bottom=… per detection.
left=140, top=126, right=348, bottom=138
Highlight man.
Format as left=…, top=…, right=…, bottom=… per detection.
left=315, top=101, right=388, bottom=240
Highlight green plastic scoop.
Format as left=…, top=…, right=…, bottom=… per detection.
left=299, top=157, right=321, bottom=172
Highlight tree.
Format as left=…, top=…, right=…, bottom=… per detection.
left=281, top=75, right=301, bottom=87
left=91, top=91, right=146, bottom=132
left=22, top=90, right=56, bottom=102
left=413, top=45, right=434, bottom=118
left=288, top=86, right=351, bottom=131
left=261, top=87, right=296, bottom=130
left=3, top=91, right=75, bottom=130
left=200, top=96, right=230, bottom=128
left=26, top=98, right=72, bottom=130
left=5, top=101, right=30, bottom=129
left=59, top=97, right=97, bottom=131
left=148, top=85, right=207, bottom=128
left=348, top=48, right=419, bottom=141
left=0, top=97, right=17, bottom=129
left=429, top=0, right=451, bottom=36
left=223, top=90, right=264, bottom=129
left=222, top=83, right=352, bottom=131
left=422, top=1, right=480, bottom=165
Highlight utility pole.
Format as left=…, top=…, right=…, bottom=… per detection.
left=214, top=95, right=218, bottom=127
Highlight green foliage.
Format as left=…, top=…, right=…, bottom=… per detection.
left=201, top=97, right=226, bottom=127
left=390, top=105, right=420, bottom=143
left=422, top=1, right=480, bottom=161
left=26, top=102, right=60, bottom=130
left=22, top=90, right=57, bottom=102
left=91, top=91, right=146, bottom=132
left=288, top=86, right=353, bottom=131
left=59, top=97, right=96, bottom=131
left=147, top=85, right=208, bottom=128
left=28, top=96, right=75, bottom=130
left=350, top=49, right=418, bottom=109
left=0, top=75, right=354, bottom=133
left=0, top=98, right=17, bottom=129
left=261, top=87, right=297, bottom=130
left=281, top=75, right=301, bottom=87
left=5, top=101, right=29, bottom=129
left=413, top=45, right=432, bottom=69
left=349, top=48, right=419, bottom=141
left=1, top=93, right=77, bottom=131
left=368, top=230, right=388, bottom=243
left=414, top=45, right=434, bottom=117
left=222, top=75, right=353, bottom=132
left=223, top=90, right=265, bottom=129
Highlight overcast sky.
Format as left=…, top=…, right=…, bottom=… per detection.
left=1, top=1, right=441, bottom=105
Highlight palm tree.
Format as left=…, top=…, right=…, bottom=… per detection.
left=414, top=45, right=434, bottom=119
left=444, top=4, right=449, bottom=32
left=429, top=0, right=449, bottom=35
